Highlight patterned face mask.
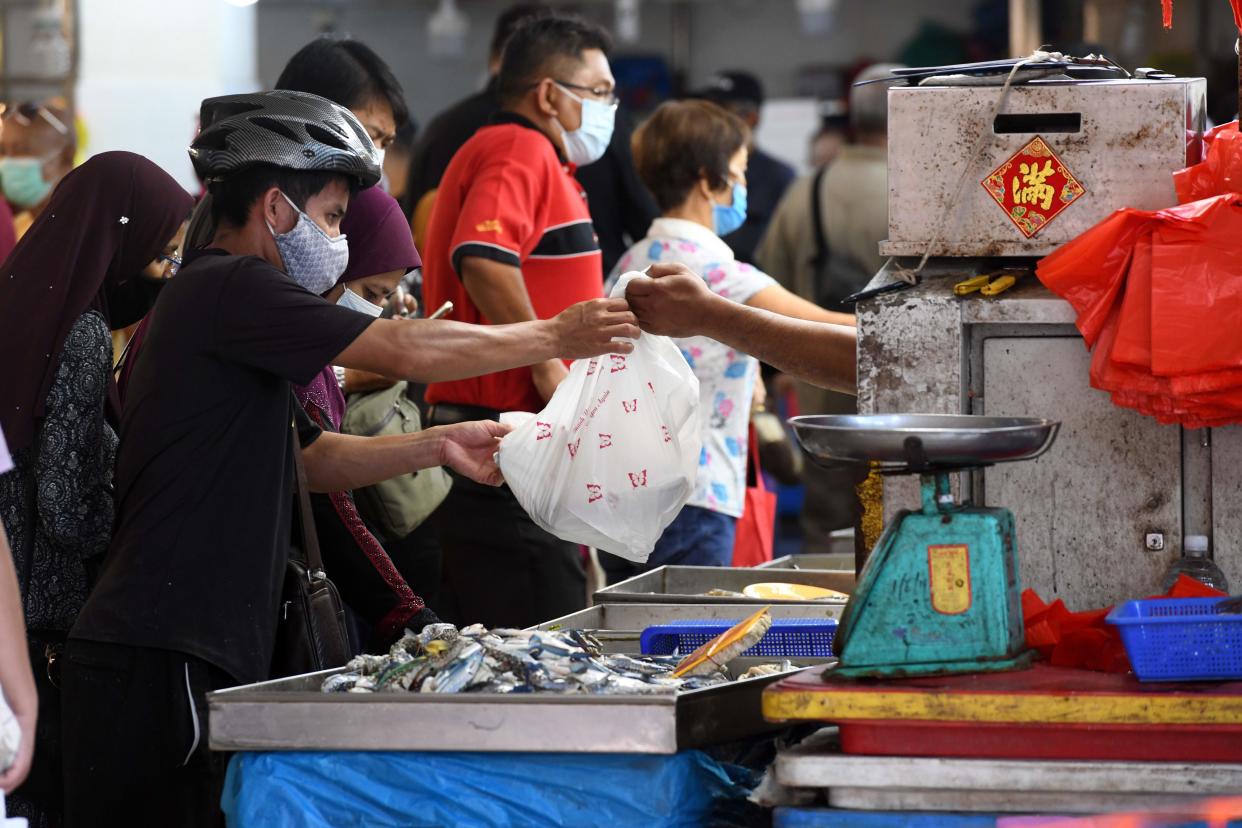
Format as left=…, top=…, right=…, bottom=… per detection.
left=267, top=191, right=349, bottom=295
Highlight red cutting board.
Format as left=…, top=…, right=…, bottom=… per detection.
left=762, top=663, right=1242, bottom=762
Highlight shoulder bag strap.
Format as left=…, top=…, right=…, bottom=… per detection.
left=289, top=419, right=325, bottom=572
left=809, top=164, right=831, bottom=273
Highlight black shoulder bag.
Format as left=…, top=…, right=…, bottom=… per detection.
left=809, top=164, right=875, bottom=312
left=270, top=420, right=352, bottom=678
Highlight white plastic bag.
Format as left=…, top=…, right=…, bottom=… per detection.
left=498, top=272, right=701, bottom=562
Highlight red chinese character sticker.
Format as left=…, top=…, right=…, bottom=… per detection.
left=981, top=136, right=1085, bottom=239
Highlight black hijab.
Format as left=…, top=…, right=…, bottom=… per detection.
left=0, top=151, right=193, bottom=452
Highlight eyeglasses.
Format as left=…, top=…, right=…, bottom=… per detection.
left=157, top=252, right=182, bottom=278
left=0, top=102, right=68, bottom=135
left=552, top=80, right=619, bottom=108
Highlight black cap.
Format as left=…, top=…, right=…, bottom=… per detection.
left=693, top=70, right=764, bottom=109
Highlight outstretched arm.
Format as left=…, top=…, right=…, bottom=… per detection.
left=331, top=295, right=638, bottom=385
left=627, top=263, right=857, bottom=395
left=301, top=420, right=511, bottom=493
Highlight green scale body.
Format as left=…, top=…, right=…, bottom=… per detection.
left=834, top=472, right=1032, bottom=678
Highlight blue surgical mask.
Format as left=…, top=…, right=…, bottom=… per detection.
left=267, top=192, right=349, bottom=295
left=0, top=155, right=55, bottom=209
left=555, top=83, right=615, bottom=167
left=336, top=286, right=384, bottom=317
left=712, top=182, right=748, bottom=237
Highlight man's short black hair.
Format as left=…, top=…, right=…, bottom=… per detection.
left=489, top=4, right=550, bottom=62
left=276, top=36, right=410, bottom=129
left=497, top=14, right=612, bottom=105
left=208, top=163, right=356, bottom=228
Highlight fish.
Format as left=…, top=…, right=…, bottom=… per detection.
left=321, top=623, right=744, bottom=697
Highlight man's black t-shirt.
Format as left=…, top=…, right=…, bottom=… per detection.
left=72, top=249, right=374, bottom=683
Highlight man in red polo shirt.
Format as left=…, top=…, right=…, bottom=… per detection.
left=423, top=14, right=618, bottom=627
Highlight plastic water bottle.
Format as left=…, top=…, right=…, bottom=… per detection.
left=1161, top=535, right=1229, bottom=592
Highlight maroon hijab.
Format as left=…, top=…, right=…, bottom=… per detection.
left=338, top=185, right=421, bottom=284
left=0, top=151, right=193, bottom=452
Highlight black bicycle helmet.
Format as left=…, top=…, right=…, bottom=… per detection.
left=189, top=89, right=381, bottom=187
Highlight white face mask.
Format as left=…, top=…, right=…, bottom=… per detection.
left=554, top=83, right=616, bottom=167
left=336, top=286, right=385, bottom=317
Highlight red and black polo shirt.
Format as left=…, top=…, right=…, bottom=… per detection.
left=423, top=112, right=604, bottom=414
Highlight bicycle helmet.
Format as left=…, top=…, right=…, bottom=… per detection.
left=189, top=90, right=381, bottom=187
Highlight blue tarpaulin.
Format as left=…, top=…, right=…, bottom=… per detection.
left=222, top=750, right=755, bottom=828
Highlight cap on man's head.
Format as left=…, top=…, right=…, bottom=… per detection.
left=694, top=71, right=764, bottom=110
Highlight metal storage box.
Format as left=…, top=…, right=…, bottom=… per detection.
left=595, top=566, right=854, bottom=609
left=882, top=78, right=1206, bottom=258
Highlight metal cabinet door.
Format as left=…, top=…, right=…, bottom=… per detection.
left=979, top=337, right=1182, bottom=608
left=1210, top=428, right=1242, bottom=592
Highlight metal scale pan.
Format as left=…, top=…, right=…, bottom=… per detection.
left=789, top=414, right=1059, bottom=473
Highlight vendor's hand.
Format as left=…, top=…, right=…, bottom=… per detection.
left=626, top=263, right=725, bottom=338
left=390, top=286, right=418, bottom=318
left=0, top=710, right=35, bottom=793
left=552, top=298, right=639, bottom=359
left=532, top=359, right=569, bottom=403
left=434, top=420, right=512, bottom=486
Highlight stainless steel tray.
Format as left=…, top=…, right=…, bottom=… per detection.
left=594, top=566, right=854, bottom=608
left=535, top=603, right=843, bottom=651
left=758, top=553, right=855, bottom=571
left=789, top=414, right=1059, bottom=471
left=208, top=657, right=827, bottom=755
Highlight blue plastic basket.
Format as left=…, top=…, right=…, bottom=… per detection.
left=639, top=618, right=837, bottom=658
left=1106, top=597, right=1242, bottom=682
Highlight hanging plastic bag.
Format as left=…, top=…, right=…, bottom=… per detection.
left=1174, top=122, right=1242, bottom=204
left=498, top=272, right=701, bottom=563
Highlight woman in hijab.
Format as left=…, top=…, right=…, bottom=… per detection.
left=0, top=151, right=193, bottom=826
left=292, top=185, right=438, bottom=651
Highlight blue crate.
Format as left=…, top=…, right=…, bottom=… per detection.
left=639, top=618, right=837, bottom=658
left=1107, top=597, right=1242, bottom=682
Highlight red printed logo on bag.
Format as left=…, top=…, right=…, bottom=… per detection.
left=628, top=470, right=648, bottom=488
left=535, top=422, right=552, bottom=441
left=599, top=433, right=613, bottom=449
left=610, top=355, right=627, bottom=373
left=622, top=399, right=638, bottom=414
left=586, top=359, right=599, bottom=376
left=661, top=425, right=672, bottom=443
left=567, top=437, right=581, bottom=459
left=587, top=484, right=603, bottom=503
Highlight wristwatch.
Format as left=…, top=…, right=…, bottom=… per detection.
left=333, top=365, right=346, bottom=389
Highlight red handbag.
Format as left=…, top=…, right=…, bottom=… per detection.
left=731, top=424, right=777, bottom=567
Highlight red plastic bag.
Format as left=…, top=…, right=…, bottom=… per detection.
left=1035, top=208, right=1154, bottom=347
left=1174, top=122, right=1242, bottom=203
left=1036, top=193, right=1242, bottom=428
left=730, top=427, right=776, bottom=567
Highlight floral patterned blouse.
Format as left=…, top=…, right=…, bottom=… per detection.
left=611, top=218, right=776, bottom=518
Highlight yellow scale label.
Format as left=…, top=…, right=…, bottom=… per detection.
left=927, top=544, right=971, bottom=615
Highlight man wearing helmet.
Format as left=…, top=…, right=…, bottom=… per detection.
left=59, top=90, right=637, bottom=826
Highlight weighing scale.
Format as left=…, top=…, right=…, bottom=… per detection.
left=789, top=414, right=1060, bottom=678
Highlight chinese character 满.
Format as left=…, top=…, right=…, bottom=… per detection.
left=1011, top=160, right=1055, bottom=211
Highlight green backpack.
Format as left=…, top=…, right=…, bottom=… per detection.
left=341, top=382, right=451, bottom=542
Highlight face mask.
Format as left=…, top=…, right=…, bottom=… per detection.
left=0, top=155, right=55, bottom=209
left=336, top=286, right=384, bottom=317
left=712, top=182, right=748, bottom=237
left=555, top=83, right=615, bottom=167
left=267, top=192, right=349, bottom=295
